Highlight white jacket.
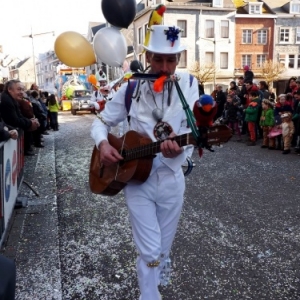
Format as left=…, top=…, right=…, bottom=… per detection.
left=90, top=72, right=199, bottom=174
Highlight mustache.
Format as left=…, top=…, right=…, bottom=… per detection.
left=157, top=71, right=171, bottom=77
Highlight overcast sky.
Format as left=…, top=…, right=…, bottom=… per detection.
left=0, top=0, right=107, bottom=58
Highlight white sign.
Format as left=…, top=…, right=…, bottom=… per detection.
left=3, top=138, right=18, bottom=228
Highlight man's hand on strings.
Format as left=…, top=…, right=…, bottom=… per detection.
left=160, top=132, right=183, bottom=158
left=99, top=140, right=123, bottom=166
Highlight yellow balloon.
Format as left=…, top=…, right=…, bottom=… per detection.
left=54, top=31, right=96, bottom=67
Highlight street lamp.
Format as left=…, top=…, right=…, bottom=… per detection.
left=22, top=27, right=55, bottom=83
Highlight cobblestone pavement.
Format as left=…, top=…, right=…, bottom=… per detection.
left=2, top=111, right=300, bottom=300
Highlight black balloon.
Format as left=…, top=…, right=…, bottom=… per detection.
left=130, top=60, right=144, bottom=72
left=102, top=0, right=136, bottom=29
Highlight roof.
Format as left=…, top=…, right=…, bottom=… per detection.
left=263, top=0, right=290, bottom=14
left=232, top=0, right=274, bottom=14
left=167, top=0, right=234, bottom=7
left=16, top=57, right=30, bottom=69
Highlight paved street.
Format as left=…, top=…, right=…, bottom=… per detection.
left=2, top=111, right=300, bottom=300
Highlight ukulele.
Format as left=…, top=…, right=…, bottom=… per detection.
left=89, top=124, right=232, bottom=196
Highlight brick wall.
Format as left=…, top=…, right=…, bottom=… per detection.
left=235, top=17, right=275, bottom=74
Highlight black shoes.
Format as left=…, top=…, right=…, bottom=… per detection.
left=261, top=145, right=268, bottom=148
left=282, top=149, right=290, bottom=154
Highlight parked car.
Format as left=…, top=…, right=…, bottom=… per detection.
left=70, top=90, right=94, bottom=115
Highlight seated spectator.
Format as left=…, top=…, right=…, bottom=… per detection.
left=0, top=80, right=39, bottom=155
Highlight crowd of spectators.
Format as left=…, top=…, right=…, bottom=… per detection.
left=211, top=72, right=300, bottom=156
left=0, top=80, right=60, bottom=155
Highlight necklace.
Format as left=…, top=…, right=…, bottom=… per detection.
left=147, top=81, right=164, bottom=122
left=147, top=81, right=174, bottom=141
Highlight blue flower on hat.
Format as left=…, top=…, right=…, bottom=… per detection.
left=165, top=26, right=180, bottom=47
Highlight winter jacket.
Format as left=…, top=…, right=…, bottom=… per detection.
left=241, top=85, right=259, bottom=107
left=245, top=98, right=260, bottom=122
left=259, top=108, right=275, bottom=127
left=0, top=120, right=11, bottom=142
left=0, top=91, right=32, bottom=130
left=16, top=98, right=34, bottom=119
left=224, top=101, right=240, bottom=122
left=274, top=102, right=293, bottom=116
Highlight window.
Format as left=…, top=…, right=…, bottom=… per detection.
left=177, top=20, right=187, bottom=37
left=213, top=0, right=223, bottom=7
left=205, top=52, right=214, bottom=63
left=291, top=3, right=300, bottom=13
left=257, top=30, right=267, bottom=44
left=178, top=50, right=187, bottom=68
left=221, top=21, right=229, bottom=38
left=280, top=28, right=290, bottom=42
left=249, top=4, right=262, bottom=14
left=138, top=27, right=143, bottom=44
left=257, top=54, right=267, bottom=67
left=242, top=55, right=252, bottom=68
left=280, top=54, right=300, bottom=68
left=220, top=52, right=228, bottom=69
left=242, top=30, right=252, bottom=44
left=296, top=27, right=300, bottom=43
left=205, top=20, right=214, bottom=38
left=44, top=65, right=48, bottom=72
left=289, top=55, right=295, bottom=68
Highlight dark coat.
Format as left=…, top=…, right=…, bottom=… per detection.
left=274, top=103, right=293, bottom=116
left=0, top=120, right=11, bottom=142
left=224, top=102, right=240, bottom=122
left=0, top=91, right=32, bottom=130
left=16, top=99, right=34, bottom=119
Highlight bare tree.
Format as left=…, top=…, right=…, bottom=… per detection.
left=189, top=61, right=217, bottom=85
left=259, top=60, right=285, bottom=86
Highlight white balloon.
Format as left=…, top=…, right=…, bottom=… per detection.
left=93, top=27, right=127, bottom=68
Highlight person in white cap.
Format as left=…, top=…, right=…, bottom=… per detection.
left=91, top=24, right=199, bottom=300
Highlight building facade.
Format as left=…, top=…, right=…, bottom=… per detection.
left=265, top=0, right=300, bottom=93
left=233, top=0, right=276, bottom=82
left=132, top=0, right=236, bottom=92
left=36, top=51, right=59, bottom=93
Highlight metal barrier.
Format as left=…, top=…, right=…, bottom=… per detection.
left=0, top=130, right=24, bottom=247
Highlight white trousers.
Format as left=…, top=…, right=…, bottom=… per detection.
left=124, top=166, right=185, bottom=300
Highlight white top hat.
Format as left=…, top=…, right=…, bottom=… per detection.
left=143, top=25, right=186, bottom=54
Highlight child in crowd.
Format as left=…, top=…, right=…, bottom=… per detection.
left=48, top=94, right=60, bottom=131
left=259, top=99, right=275, bottom=149
left=245, top=90, right=260, bottom=146
left=223, top=93, right=241, bottom=141
left=280, top=112, right=294, bottom=154
left=274, top=94, right=293, bottom=150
